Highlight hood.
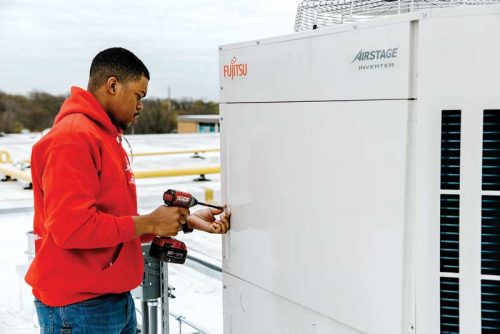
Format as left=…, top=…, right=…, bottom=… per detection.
left=54, top=86, right=120, bottom=136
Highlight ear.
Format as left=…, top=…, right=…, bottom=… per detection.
left=105, top=77, right=119, bottom=95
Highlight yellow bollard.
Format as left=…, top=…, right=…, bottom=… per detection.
left=0, top=151, right=12, bottom=164
left=205, top=188, right=214, bottom=203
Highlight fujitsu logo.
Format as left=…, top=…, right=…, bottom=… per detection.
left=223, top=57, right=247, bottom=80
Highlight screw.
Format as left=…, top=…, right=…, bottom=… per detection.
left=220, top=86, right=223, bottom=90
left=256, top=40, right=260, bottom=45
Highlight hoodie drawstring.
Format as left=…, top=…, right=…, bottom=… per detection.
left=122, top=135, right=133, bottom=166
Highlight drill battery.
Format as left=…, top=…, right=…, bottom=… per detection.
left=149, top=236, right=187, bottom=264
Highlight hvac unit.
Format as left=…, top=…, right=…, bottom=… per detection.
left=219, top=3, right=500, bottom=334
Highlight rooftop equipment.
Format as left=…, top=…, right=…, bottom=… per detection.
left=219, top=4, right=500, bottom=334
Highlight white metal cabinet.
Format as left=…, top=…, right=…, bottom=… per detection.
left=220, top=5, right=500, bottom=334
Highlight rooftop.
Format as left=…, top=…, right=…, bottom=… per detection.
left=0, top=132, right=224, bottom=334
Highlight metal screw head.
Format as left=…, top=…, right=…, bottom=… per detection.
left=219, top=46, right=222, bottom=51
left=220, top=86, right=223, bottom=90
left=256, top=40, right=260, bottom=45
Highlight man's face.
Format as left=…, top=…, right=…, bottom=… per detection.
left=109, top=75, right=149, bottom=130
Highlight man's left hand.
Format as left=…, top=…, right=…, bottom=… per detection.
left=188, top=206, right=230, bottom=234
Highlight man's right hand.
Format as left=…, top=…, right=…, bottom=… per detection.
left=133, top=205, right=190, bottom=237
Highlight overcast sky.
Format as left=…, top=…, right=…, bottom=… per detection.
left=0, top=0, right=298, bottom=101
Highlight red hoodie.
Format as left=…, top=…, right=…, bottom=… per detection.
left=25, top=87, right=143, bottom=306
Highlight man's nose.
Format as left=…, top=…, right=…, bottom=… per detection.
left=137, top=102, right=144, bottom=111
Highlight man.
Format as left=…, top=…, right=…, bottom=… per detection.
left=25, top=47, right=230, bottom=333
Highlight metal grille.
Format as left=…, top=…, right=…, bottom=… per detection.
left=441, top=195, right=460, bottom=273
left=294, top=0, right=500, bottom=31
left=441, top=277, right=460, bottom=334
left=482, top=280, right=500, bottom=333
left=483, top=110, right=500, bottom=190
left=441, top=110, right=461, bottom=190
left=482, top=196, right=500, bottom=276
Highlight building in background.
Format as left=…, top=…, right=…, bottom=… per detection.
left=177, top=115, right=220, bottom=133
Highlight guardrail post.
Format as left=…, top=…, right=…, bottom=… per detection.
left=204, top=188, right=214, bottom=203
left=161, top=262, right=169, bottom=334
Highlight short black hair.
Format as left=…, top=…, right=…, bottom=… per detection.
left=88, top=47, right=150, bottom=90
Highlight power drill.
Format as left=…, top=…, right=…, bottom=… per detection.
left=149, top=189, right=224, bottom=264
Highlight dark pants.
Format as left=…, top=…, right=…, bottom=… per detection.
left=34, top=292, right=137, bottom=334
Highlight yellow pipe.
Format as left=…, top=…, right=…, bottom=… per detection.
left=131, top=148, right=219, bottom=157
left=134, top=166, right=220, bottom=179
left=0, top=151, right=12, bottom=164
left=0, top=164, right=32, bottom=182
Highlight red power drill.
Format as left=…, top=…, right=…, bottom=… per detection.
left=149, top=189, right=224, bottom=264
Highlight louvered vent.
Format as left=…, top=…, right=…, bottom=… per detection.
left=441, top=110, right=461, bottom=190
left=441, top=195, right=459, bottom=273
left=482, top=196, right=500, bottom=275
left=482, top=280, right=500, bottom=333
left=441, top=277, right=459, bottom=334
left=483, top=110, right=500, bottom=190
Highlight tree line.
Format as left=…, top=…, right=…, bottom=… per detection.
left=0, top=91, right=218, bottom=134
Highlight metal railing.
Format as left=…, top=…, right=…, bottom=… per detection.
left=0, top=150, right=221, bottom=187
left=136, top=245, right=222, bottom=334
left=134, top=167, right=220, bottom=180
left=131, top=149, right=219, bottom=157
left=0, top=157, right=32, bottom=189
left=137, top=306, right=213, bottom=334
left=169, top=311, right=211, bottom=334
left=164, top=253, right=223, bottom=333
